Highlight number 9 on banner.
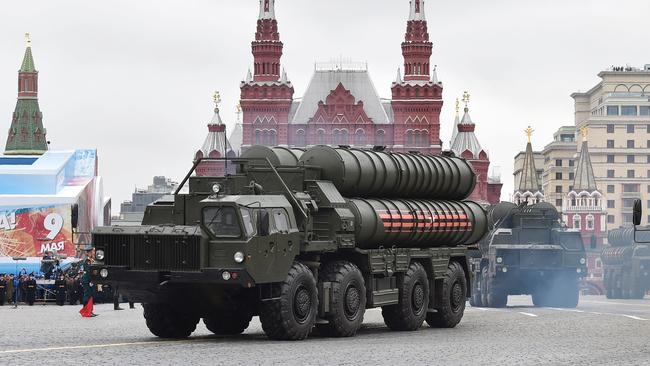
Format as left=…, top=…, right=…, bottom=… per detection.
left=44, top=213, right=64, bottom=240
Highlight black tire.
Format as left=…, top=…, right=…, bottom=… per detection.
left=486, top=279, right=507, bottom=308
left=382, top=262, right=429, bottom=331
left=426, top=261, right=467, bottom=328
left=260, top=262, right=318, bottom=341
left=143, top=303, right=199, bottom=339
left=203, top=312, right=252, bottom=335
left=316, top=261, right=366, bottom=337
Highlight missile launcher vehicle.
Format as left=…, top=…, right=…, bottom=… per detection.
left=468, top=202, right=587, bottom=308
left=602, top=227, right=650, bottom=299
left=89, top=146, right=487, bottom=340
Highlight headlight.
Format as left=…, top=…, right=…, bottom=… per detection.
left=576, top=268, right=582, bottom=274
left=496, top=257, right=503, bottom=264
left=99, top=268, right=109, bottom=278
left=579, top=258, right=586, bottom=265
left=222, top=271, right=231, bottom=281
left=96, top=250, right=105, bottom=261
left=212, top=183, right=222, bottom=194
left=502, top=267, right=508, bottom=273
left=234, top=252, right=245, bottom=263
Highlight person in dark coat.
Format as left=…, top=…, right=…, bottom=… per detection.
left=6, top=274, right=14, bottom=305
left=66, top=275, right=78, bottom=305
left=55, top=274, right=67, bottom=306
left=0, top=274, right=6, bottom=306
left=25, top=274, right=37, bottom=306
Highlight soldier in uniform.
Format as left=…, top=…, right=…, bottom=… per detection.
left=0, top=274, right=6, bottom=306
left=79, top=251, right=97, bottom=317
left=25, top=274, right=37, bottom=306
left=55, top=274, right=67, bottom=306
left=66, top=275, right=78, bottom=305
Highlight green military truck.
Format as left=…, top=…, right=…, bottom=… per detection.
left=90, top=146, right=487, bottom=340
left=468, top=202, right=587, bottom=308
left=602, top=227, right=650, bottom=299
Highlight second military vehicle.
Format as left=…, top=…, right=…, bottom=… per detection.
left=602, top=227, right=650, bottom=299
left=89, top=146, right=488, bottom=340
left=469, top=202, right=587, bottom=308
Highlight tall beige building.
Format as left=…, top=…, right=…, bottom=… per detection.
left=572, top=64, right=650, bottom=227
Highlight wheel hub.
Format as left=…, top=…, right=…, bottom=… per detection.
left=294, top=286, right=312, bottom=323
left=412, top=282, right=425, bottom=312
left=344, top=284, right=361, bottom=319
left=451, top=281, right=463, bottom=312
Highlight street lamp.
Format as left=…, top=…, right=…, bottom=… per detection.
left=12, top=257, right=26, bottom=309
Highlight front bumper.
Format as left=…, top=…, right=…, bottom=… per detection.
left=89, top=265, right=256, bottom=290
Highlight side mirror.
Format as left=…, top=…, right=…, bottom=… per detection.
left=71, top=204, right=79, bottom=229
left=257, top=210, right=270, bottom=237
left=633, top=199, right=642, bottom=226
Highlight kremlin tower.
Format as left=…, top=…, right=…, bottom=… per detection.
left=4, top=34, right=48, bottom=155
left=513, top=127, right=544, bottom=205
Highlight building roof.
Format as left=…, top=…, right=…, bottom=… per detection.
left=573, top=139, right=598, bottom=192
left=197, top=108, right=231, bottom=159
left=228, top=123, right=243, bottom=156
left=290, top=68, right=390, bottom=124
left=450, top=106, right=485, bottom=159
left=517, top=141, right=541, bottom=193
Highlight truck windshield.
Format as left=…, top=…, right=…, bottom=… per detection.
left=240, top=207, right=257, bottom=238
left=202, top=206, right=242, bottom=238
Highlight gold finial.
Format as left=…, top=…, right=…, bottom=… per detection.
left=525, top=126, right=535, bottom=143
left=455, top=98, right=460, bottom=117
left=580, top=126, right=588, bottom=140
left=24, top=33, right=31, bottom=47
left=236, top=104, right=242, bottom=122
left=462, top=91, right=470, bottom=110
left=213, top=91, right=221, bottom=108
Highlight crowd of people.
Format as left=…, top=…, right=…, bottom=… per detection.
left=0, top=250, right=135, bottom=314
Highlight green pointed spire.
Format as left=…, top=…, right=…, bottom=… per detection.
left=20, top=33, right=35, bottom=72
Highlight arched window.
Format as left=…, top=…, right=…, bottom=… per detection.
left=317, top=129, right=326, bottom=145
left=419, top=130, right=429, bottom=147
left=254, top=129, right=262, bottom=145
left=586, top=214, right=595, bottom=231
left=269, top=129, right=277, bottom=146
left=295, top=130, right=306, bottom=147
left=406, top=130, right=414, bottom=146
left=376, top=130, right=385, bottom=146
left=354, top=129, right=365, bottom=146
left=340, top=129, right=349, bottom=145
left=573, top=215, right=581, bottom=230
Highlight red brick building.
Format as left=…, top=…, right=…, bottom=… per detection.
left=237, top=0, right=502, bottom=202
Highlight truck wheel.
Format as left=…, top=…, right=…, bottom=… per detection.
left=316, top=261, right=366, bottom=337
left=426, top=261, right=467, bottom=328
left=260, top=262, right=318, bottom=341
left=487, top=280, right=507, bottom=308
left=382, top=262, right=429, bottom=331
left=203, top=312, right=253, bottom=335
left=143, top=303, right=199, bottom=339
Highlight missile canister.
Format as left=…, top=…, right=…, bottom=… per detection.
left=241, top=146, right=305, bottom=166
left=299, top=146, right=476, bottom=200
left=605, top=227, right=650, bottom=247
left=348, top=198, right=487, bottom=249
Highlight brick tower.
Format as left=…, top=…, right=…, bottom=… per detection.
left=4, top=34, right=48, bottom=155
left=513, top=127, right=544, bottom=205
left=390, top=0, right=442, bottom=154
left=240, top=0, right=294, bottom=150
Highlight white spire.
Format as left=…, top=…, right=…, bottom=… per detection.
left=245, top=69, right=252, bottom=83
left=259, top=0, right=276, bottom=19
left=409, top=0, right=426, bottom=21
left=431, top=65, right=439, bottom=83
left=395, top=67, right=402, bottom=84
left=280, top=68, right=288, bottom=83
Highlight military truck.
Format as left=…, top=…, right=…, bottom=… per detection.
left=89, top=146, right=488, bottom=340
left=468, top=202, right=587, bottom=308
left=602, top=227, right=650, bottom=299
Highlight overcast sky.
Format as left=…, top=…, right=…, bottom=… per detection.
left=1, top=0, right=649, bottom=213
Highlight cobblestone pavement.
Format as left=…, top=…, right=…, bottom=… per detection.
left=0, top=295, right=649, bottom=365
